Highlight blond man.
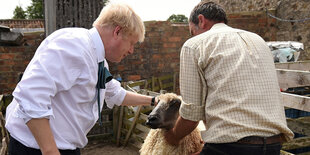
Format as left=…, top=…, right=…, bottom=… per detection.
left=6, top=1, right=157, bottom=155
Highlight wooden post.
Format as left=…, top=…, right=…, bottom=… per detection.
left=173, top=72, right=177, bottom=93
left=112, top=106, right=119, bottom=141
left=152, top=76, right=156, bottom=92
left=44, top=0, right=57, bottom=36
left=116, top=106, right=124, bottom=146
left=123, top=88, right=147, bottom=146
left=123, top=106, right=142, bottom=147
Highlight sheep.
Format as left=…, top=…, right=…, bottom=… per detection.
left=140, top=93, right=203, bottom=155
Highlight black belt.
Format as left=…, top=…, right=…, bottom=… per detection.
left=236, top=133, right=286, bottom=145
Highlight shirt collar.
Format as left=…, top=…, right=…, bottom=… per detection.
left=89, top=27, right=105, bottom=63
left=210, top=23, right=228, bottom=30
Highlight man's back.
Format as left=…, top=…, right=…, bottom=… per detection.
left=180, top=23, right=294, bottom=143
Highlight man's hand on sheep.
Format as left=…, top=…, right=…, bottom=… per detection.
left=164, top=127, right=181, bottom=146
left=164, top=116, right=200, bottom=146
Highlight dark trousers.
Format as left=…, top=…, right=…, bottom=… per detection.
left=9, top=136, right=80, bottom=155
left=200, top=142, right=282, bottom=155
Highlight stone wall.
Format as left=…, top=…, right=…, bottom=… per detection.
left=275, top=0, right=310, bottom=60
left=210, top=0, right=279, bottom=13
left=213, top=0, right=310, bottom=60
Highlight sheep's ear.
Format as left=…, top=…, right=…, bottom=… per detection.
left=177, top=95, right=182, bottom=100
left=170, top=98, right=181, bottom=106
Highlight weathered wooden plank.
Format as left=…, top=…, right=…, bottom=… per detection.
left=88, top=121, right=112, bottom=136
left=275, top=61, right=310, bottom=72
left=127, top=80, right=147, bottom=88
left=116, top=106, right=124, bottom=146
left=277, top=69, right=310, bottom=89
left=0, top=137, right=7, bottom=155
left=87, top=133, right=113, bottom=142
left=113, top=106, right=119, bottom=140
left=280, top=150, right=294, bottom=155
left=282, top=136, right=310, bottom=150
left=135, top=123, right=150, bottom=134
left=158, top=74, right=176, bottom=92
left=282, top=92, right=310, bottom=112
left=131, top=132, right=145, bottom=143
left=44, top=0, right=57, bottom=36
left=161, top=82, right=174, bottom=89
left=0, top=112, right=9, bottom=153
left=287, top=116, right=310, bottom=136
left=158, top=74, right=173, bottom=81
left=124, top=105, right=142, bottom=146
left=101, top=109, right=113, bottom=115
left=173, top=72, right=177, bottom=92
left=139, top=113, right=148, bottom=121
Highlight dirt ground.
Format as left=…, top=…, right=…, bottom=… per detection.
left=81, top=142, right=139, bottom=155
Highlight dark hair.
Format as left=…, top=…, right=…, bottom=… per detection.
left=189, top=1, right=228, bottom=25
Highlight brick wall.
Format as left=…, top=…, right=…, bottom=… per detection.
left=109, top=21, right=190, bottom=82
left=0, top=9, right=308, bottom=94
left=228, top=10, right=277, bottom=41
left=0, top=19, right=44, bottom=28
left=109, top=11, right=277, bottom=82
left=0, top=32, right=44, bottom=94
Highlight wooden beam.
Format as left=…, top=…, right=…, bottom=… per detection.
left=135, top=123, right=150, bottom=134
left=173, top=72, right=177, bottom=93
left=277, top=69, right=310, bottom=89
left=116, top=106, right=124, bottom=146
left=123, top=105, right=142, bottom=146
left=87, top=133, right=113, bottom=142
left=282, top=136, right=310, bottom=150
left=275, top=61, right=310, bottom=71
left=113, top=106, right=119, bottom=141
left=280, top=150, right=294, bottom=155
left=139, top=113, right=148, bottom=121
left=287, top=117, right=310, bottom=136
left=44, top=0, right=57, bottom=36
left=282, top=92, right=310, bottom=112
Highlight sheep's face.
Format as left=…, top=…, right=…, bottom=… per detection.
left=146, top=93, right=181, bottom=130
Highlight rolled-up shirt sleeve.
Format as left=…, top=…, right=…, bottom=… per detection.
left=13, top=36, right=84, bottom=123
left=104, top=79, right=126, bottom=109
left=179, top=45, right=206, bottom=121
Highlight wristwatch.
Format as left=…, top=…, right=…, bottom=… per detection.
left=151, top=96, right=156, bottom=106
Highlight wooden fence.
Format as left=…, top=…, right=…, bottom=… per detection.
left=1, top=61, right=309, bottom=154
left=0, top=94, right=11, bottom=155
left=56, top=0, right=104, bottom=29
left=276, top=61, right=310, bottom=155
left=112, top=63, right=310, bottom=155
left=113, top=73, right=177, bottom=148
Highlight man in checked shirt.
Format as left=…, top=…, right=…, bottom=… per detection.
left=164, top=1, right=293, bottom=155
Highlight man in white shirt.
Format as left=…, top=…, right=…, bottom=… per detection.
left=6, top=1, right=157, bottom=155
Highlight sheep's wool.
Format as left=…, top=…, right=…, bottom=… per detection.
left=140, top=128, right=203, bottom=155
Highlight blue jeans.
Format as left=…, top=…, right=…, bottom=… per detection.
left=200, top=142, right=282, bottom=155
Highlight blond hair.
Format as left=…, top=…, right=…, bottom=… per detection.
left=93, top=1, right=145, bottom=42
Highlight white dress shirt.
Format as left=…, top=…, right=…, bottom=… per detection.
left=5, top=27, right=127, bottom=149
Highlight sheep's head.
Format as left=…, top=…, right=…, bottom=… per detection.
left=146, top=93, right=182, bottom=130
